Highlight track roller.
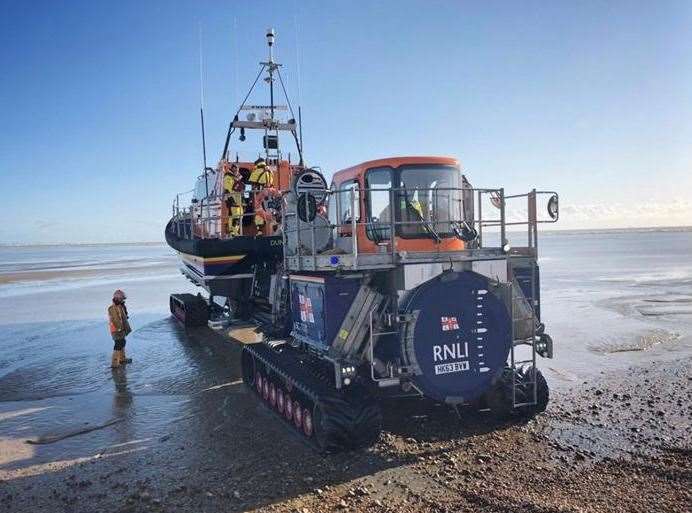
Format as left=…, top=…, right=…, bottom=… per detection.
left=241, top=344, right=382, bottom=453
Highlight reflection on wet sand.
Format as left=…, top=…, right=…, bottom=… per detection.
left=0, top=234, right=690, bottom=512
left=0, top=319, right=244, bottom=474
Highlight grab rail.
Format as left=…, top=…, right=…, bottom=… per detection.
left=283, top=185, right=559, bottom=268
left=171, top=184, right=559, bottom=268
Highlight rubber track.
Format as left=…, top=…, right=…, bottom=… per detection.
left=243, top=343, right=382, bottom=453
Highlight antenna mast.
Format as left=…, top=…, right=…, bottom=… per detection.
left=221, top=29, right=304, bottom=164
left=198, top=23, right=209, bottom=197
left=266, top=28, right=276, bottom=121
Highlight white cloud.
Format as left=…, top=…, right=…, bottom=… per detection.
left=556, top=199, right=692, bottom=228
left=500, top=197, right=691, bottom=229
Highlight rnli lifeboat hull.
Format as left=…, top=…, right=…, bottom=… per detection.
left=165, top=219, right=282, bottom=295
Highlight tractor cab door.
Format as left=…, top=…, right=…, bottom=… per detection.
left=363, top=166, right=393, bottom=243
left=331, top=179, right=359, bottom=237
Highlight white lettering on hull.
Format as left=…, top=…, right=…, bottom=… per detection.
left=432, top=342, right=469, bottom=362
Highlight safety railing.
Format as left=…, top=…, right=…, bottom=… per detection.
left=479, top=189, right=560, bottom=254
left=170, top=190, right=223, bottom=240
left=282, top=185, right=559, bottom=271
left=170, top=187, right=283, bottom=240
left=170, top=184, right=558, bottom=264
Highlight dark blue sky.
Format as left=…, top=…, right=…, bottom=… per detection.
left=1, top=1, right=690, bottom=243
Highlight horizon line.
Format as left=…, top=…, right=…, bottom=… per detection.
left=1, top=224, right=691, bottom=248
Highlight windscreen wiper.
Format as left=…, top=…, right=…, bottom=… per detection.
left=452, top=220, right=478, bottom=243
left=403, top=190, right=441, bottom=243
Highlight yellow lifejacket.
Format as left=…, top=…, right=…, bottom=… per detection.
left=224, top=174, right=243, bottom=207
left=249, top=163, right=273, bottom=187
left=401, top=197, right=424, bottom=217
left=224, top=174, right=243, bottom=193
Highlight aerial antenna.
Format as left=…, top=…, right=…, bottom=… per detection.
left=298, top=106, right=303, bottom=165
left=198, top=22, right=209, bottom=196
left=294, top=13, right=305, bottom=166
left=266, top=27, right=276, bottom=119
left=233, top=17, right=238, bottom=108
left=293, top=13, right=302, bottom=107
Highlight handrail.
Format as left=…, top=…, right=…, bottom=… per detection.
left=170, top=185, right=559, bottom=265
left=171, top=187, right=283, bottom=240
left=284, top=185, right=558, bottom=263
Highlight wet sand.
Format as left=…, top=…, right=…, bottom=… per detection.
left=0, top=263, right=173, bottom=286
left=0, top=325, right=689, bottom=513
left=1, top=235, right=691, bottom=512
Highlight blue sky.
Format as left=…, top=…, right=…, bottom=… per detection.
left=1, top=0, right=691, bottom=244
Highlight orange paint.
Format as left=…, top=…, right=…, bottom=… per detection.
left=331, top=156, right=466, bottom=254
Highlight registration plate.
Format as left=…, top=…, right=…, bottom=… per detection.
left=434, top=361, right=470, bottom=375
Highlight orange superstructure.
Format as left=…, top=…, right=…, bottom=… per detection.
left=193, top=158, right=302, bottom=240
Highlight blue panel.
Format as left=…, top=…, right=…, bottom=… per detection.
left=290, top=279, right=327, bottom=348
left=289, top=275, right=361, bottom=352
left=323, top=276, right=361, bottom=343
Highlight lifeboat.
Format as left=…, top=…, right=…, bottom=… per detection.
left=165, top=28, right=309, bottom=297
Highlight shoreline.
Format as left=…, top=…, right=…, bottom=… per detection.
left=0, top=336, right=688, bottom=513
left=0, top=263, right=174, bottom=286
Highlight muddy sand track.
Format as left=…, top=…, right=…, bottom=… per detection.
left=0, top=327, right=689, bottom=513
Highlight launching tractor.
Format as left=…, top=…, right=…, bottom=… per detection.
left=239, top=158, right=558, bottom=451
left=167, top=30, right=559, bottom=452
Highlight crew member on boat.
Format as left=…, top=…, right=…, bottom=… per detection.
left=249, top=157, right=273, bottom=234
left=248, top=157, right=273, bottom=189
left=223, top=163, right=245, bottom=236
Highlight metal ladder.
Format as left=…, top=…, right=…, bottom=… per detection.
left=366, top=299, right=403, bottom=385
left=509, top=260, right=539, bottom=407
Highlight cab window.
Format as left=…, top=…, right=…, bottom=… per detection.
left=365, top=167, right=393, bottom=241
left=328, top=182, right=338, bottom=227
left=399, top=165, right=460, bottom=238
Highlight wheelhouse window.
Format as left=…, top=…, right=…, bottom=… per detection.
left=399, top=165, right=461, bottom=239
left=193, top=171, right=217, bottom=202
left=365, top=167, right=393, bottom=241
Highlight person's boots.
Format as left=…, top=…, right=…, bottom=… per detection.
left=121, top=348, right=132, bottom=364
left=111, top=351, right=121, bottom=369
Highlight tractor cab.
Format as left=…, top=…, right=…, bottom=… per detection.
left=327, top=156, right=475, bottom=256
left=283, top=154, right=558, bottom=276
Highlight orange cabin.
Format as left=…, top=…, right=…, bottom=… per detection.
left=328, top=156, right=468, bottom=254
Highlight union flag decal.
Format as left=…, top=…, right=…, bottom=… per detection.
left=299, top=294, right=314, bottom=323
left=440, top=316, right=459, bottom=331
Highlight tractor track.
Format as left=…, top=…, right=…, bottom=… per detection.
left=242, top=343, right=382, bottom=452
